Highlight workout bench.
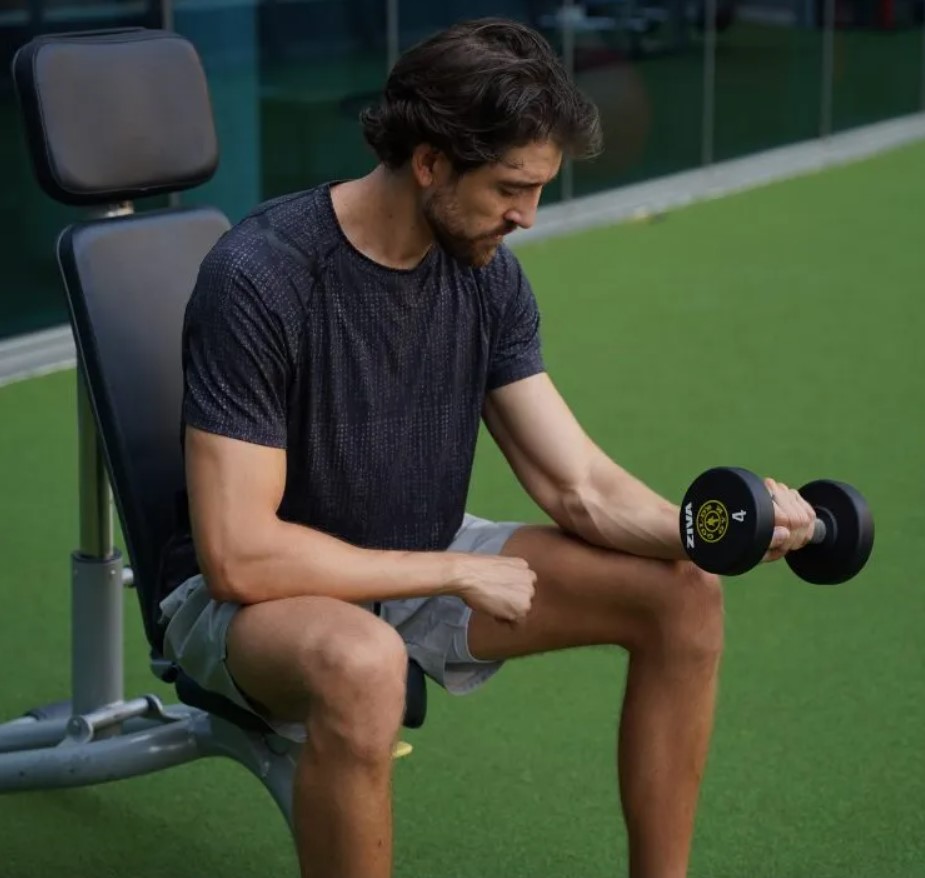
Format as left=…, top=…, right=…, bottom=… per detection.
left=0, top=26, right=426, bottom=832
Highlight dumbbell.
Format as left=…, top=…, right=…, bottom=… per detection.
left=680, top=467, right=874, bottom=584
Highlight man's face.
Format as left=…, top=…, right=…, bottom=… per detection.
left=419, top=141, right=562, bottom=268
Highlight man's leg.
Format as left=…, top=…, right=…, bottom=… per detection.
left=467, top=526, right=724, bottom=878
left=224, top=596, right=408, bottom=878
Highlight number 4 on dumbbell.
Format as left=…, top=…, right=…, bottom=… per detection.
left=680, top=467, right=875, bottom=584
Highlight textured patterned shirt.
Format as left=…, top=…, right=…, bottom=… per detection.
left=178, top=182, right=545, bottom=564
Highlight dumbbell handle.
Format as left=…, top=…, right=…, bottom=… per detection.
left=778, top=504, right=832, bottom=546
left=771, top=494, right=835, bottom=546
left=771, top=489, right=832, bottom=547
left=810, top=518, right=826, bottom=544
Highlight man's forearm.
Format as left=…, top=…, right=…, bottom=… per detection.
left=207, top=518, right=465, bottom=605
left=554, top=454, right=688, bottom=561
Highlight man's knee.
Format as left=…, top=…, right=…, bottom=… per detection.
left=303, top=621, right=408, bottom=762
left=647, top=562, right=725, bottom=662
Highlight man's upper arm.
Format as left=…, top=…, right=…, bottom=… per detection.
left=482, top=372, right=599, bottom=517
left=180, top=243, right=299, bottom=597
left=484, top=246, right=545, bottom=392
left=184, top=425, right=286, bottom=599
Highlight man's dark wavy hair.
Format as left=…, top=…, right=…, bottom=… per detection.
left=360, top=18, right=603, bottom=174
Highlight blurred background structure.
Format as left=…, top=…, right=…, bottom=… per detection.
left=2, top=0, right=925, bottom=342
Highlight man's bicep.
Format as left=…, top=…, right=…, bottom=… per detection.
left=184, top=425, right=286, bottom=589
left=483, top=373, right=597, bottom=508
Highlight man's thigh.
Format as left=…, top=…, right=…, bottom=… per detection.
left=224, top=593, right=403, bottom=722
left=160, top=575, right=402, bottom=741
left=466, top=525, right=708, bottom=662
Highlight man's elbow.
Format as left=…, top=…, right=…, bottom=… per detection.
left=548, top=480, right=596, bottom=534
left=196, top=553, right=243, bottom=604
left=197, top=537, right=264, bottom=604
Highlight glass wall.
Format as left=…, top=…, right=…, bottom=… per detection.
left=830, top=1, right=923, bottom=131
left=562, top=0, right=706, bottom=195
left=173, top=0, right=263, bottom=221
left=713, top=0, right=824, bottom=160
left=255, top=0, right=390, bottom=202
left=1, top=0, right=923, bottom=340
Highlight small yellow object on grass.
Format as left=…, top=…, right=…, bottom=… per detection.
left=392, top=740, right=413, bottom=759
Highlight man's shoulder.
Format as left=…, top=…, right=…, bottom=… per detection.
left=204, top=183, right=339, bottom=280
left=471, top=244, right=530, bottom=310
left=243, top=183, right=336, bottom=242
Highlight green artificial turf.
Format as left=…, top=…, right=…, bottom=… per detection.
left=1, top=140, right=923, bottom=877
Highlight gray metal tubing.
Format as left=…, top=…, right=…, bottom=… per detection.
left=921, top=11, right=925, bottom=111
left=0, top=701, right=199, bottom=755
left=194, top=714, right=298, bottom=828
left=0, top=710, right=185, bottom=754
left=65, top=697, right=158, bottom=743
left=560, top=0, right=575, bottom=201
left=23, top=699, right=72, bottom=721
left=701, top=0, right=717, bottom=167
left=820, top=0, right=835, bottom=138
left=254, top=743, right=297, bottom=830
left=0, top=721, right=200, bottom=793
left=0, top=717, right=70, bottom=754
left=0, top=708, right=296, bottom=832
left=161, top=0, right=174, bottom=54
left=386, top=0, right=399, bottom=71
left=119, top=712, right=195, bottom=733
left=71, top=550, right=124, bottom=718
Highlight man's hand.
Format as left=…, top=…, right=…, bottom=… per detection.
left=449, top=554, right=537, bottom=623
left=763, top=478, right=817, bottom=563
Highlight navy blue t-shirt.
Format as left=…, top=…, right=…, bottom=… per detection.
left=163, top=183, right=545, bottom=598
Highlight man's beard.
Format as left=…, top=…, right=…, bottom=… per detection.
left=422, top=190, right=507, bottom=268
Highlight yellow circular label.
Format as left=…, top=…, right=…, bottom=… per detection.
left=696, top=500, right=729, bottom=543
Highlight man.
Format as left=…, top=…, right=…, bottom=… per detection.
left=158, top=17, right=817, bottom=878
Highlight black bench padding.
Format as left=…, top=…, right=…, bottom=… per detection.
left=58, top=208, right=230, bottom=649
left=13, top=28, right=218, bottom=205
left=173, top=660, right=428, bottom=733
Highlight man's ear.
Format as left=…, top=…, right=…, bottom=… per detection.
left=410, top=144, right=448, bottom=187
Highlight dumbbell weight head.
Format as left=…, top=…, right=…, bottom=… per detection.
left=784, top=480, right=874, bottom=585
left=682, top=468, right=875, bottom=583
left=680, top=467, right=775, bottom=575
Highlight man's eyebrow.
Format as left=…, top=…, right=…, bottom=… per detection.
left=496, top=178, right=548, bottom=189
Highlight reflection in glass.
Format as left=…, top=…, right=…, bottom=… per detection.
left=258, top=0, right=390, bottom=199
left=546, top=1, right=705, bottom=196
left=2, top=0, right=925, bottom=340
left=713, top=0, right=823, bottom=161
left=830, top=1, right=922, bottom=132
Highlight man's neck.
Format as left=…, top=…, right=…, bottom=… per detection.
left=330, top=166, right=434, bottom=270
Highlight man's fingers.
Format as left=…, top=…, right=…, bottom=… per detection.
left=769, top=525, right=790, bottom=549
left=762, top=476, right=820, bottom=561
left=762, top=526, right=790, bottom=564
left=798, top=492, right=815, bottom=517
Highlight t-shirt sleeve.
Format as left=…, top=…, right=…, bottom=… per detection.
left=485, top=247, right=546, bottom=392
left=181, top=244, right=295, bottom=448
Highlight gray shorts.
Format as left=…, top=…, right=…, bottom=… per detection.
left=157, top=513, right=523, bottom=742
